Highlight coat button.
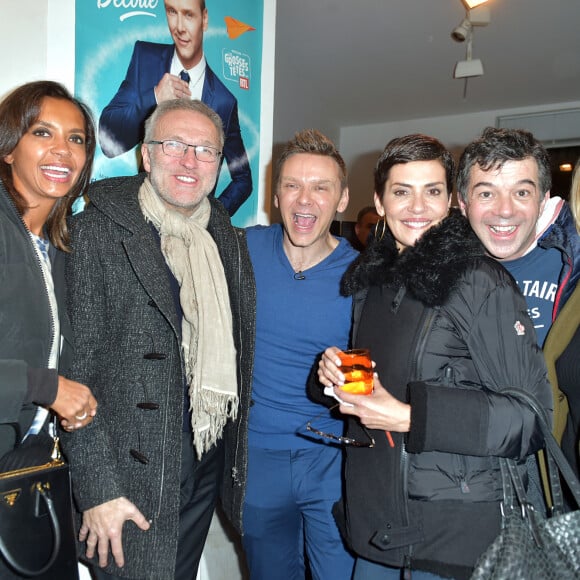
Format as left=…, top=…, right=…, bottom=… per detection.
left=143, top=353, right=166, bottom=360
left=130, top=449, right=149, bottom=464
left=136, top=402, right=159, bottom=410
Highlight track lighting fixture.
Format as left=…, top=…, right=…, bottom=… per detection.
left=451, top=17, right=472, bottom=42
left=451, top=7, right=490, bottom=42
left=451, top=5, right=490, bottom=81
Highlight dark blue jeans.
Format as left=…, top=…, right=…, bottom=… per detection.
left=354, top=558, right=447, bottom=580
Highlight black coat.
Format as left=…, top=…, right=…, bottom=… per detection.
left=61, top=175, right=255, bottom=578
left=0, top=181, right=73, bottom=457
left=335, top=210, right=552, bottom=579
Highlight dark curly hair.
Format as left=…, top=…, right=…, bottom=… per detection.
left=456, top=127, right=551, bottom=204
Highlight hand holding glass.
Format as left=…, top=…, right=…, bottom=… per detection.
left=306, top=348, right=376, bottom=447
left=338, top=349, right=394, bottom=447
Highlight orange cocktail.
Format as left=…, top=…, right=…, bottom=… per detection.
left=338, top=349, right=373, bottom=395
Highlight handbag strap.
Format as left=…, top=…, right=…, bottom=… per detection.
left=498, top=457, right=515, bottom=512
left=0, top=480, right=62, bottom=575
left=501, top=387, right=580, bottom=511
left=499, top=457, right=534, bottom=516
left=500, top=458, right=547, bottom=549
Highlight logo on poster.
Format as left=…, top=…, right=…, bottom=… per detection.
left=223, top=49, right=251, bottom=90
left=97, top=0, right=159, bottom=20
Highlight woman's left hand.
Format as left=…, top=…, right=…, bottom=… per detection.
left=52, top=376, right=98, bottom=431
left=335, top=374, right=411, bottom=433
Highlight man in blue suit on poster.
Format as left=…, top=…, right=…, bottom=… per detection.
left=99, top=0, right=252, bottom=216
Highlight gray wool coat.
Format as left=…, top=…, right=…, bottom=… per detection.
left=61, top=174, right=255, bottom=578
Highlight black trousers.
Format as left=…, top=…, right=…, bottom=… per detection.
left=92, top=433, right=225, bottom=580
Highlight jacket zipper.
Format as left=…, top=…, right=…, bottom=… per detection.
left=458, top=456, right=470, bottom=494
left=443, top=367, right=470, bottom=494
left=31, top=237, right=56, bottom=370
left=402, top=307, right=437, bottom=568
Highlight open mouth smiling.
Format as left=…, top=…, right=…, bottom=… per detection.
left=176, top=175, right=198, bottom=185
left=294, top=213, right=317, bottom=227
left=41, top=165, right=72, bottom=180
left=489, top=224, right=517, bottom=234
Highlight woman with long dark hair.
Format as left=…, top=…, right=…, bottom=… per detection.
left=0, top=80, right=98, bottom=462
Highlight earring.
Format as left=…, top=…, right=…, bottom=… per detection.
left=374, top=215, right=387, bottom=241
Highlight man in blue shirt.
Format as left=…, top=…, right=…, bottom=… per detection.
left=241, top=129, right=356, bottom=579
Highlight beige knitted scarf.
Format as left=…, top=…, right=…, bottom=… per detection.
left=139, top=178, right=238, bottom=458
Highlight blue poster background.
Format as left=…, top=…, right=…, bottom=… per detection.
left=75, top=0, right=263, bottom=226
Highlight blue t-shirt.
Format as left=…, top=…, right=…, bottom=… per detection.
left=502, top=245, right=562, bottom=346
left=246, top=224, right=358, bottom=449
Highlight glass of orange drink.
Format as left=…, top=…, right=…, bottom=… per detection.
left=338, top=349, right=373, bottom=395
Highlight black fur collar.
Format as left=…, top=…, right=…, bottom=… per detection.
left=341, top=209, right=486, bottom=306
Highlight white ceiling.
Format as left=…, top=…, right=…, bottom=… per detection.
left=272, top=0, right=580, bottom=144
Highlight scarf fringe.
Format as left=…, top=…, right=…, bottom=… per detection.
left=139, top=178, right=239, bottom=460
left=191, top=390, right=239, bottom=459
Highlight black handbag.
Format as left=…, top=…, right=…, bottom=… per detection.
left=471, top=388, right=580, bottom=580
left=0, top=424, right=79, bottom=579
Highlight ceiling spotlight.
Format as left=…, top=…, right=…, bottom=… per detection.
left=451, top=5, right=490, bottom=84
left=452, top=6, right=491, bottom=42
left=462, top=0, right=488, bottom=8
left=451, top=17, right=472, bottom=42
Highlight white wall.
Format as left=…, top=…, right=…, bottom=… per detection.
left=0, top=0, right=76, bottom=95
left=46, top=0, right=76, bottom=90
left=338, top=100, right=580, bottom=221
left=0, top=0, right=49, bottom=97
left=0, top=0, right=75, bottom=95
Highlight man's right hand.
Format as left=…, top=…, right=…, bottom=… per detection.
left=80, top=497, right=151, bottom=569
left=51, top=376, right=97, bottom=431
left=154, top=73, right=191, bottom=102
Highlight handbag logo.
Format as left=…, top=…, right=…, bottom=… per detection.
left=1, top=488, right=21, bottom=507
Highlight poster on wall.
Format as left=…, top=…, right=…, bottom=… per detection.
left=75, top=0, right=263, bottom=226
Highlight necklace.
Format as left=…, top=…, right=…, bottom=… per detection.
left=289, top=246, right=336, bottom=278
left=286, top=234, right=339, bottom=278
